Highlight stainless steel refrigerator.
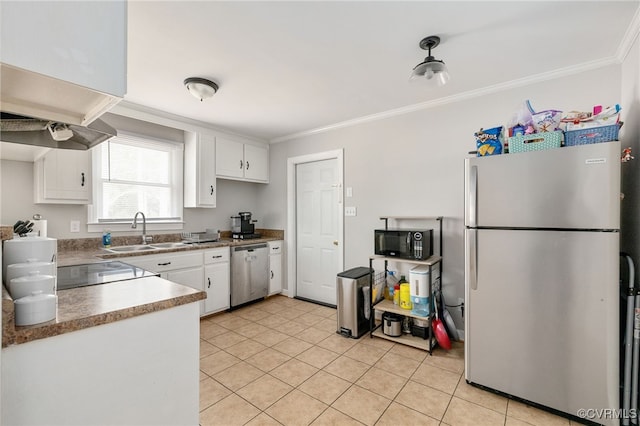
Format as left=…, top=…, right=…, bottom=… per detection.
left=464, top=141, right=620, bottom=425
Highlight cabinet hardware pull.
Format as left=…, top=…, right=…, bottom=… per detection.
left=240, top=160, right=243, bottom=169
left=271, top=270, right=274, bottom=279
left=210, top=185, right=214, bottom=195
left=246, top=161, right=250, bottom=170
left=212, top=255, right=222, bottom=258
left=208, top=278, right=211, bottom=288
left=81, top=172, right=85, bottom=187
left=158, top=262, right=171, bottom=266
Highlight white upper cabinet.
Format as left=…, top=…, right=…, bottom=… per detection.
left=34, top=149, right=92, bottom=204
left=184, top=132, right=216, bottom=208
left=244, top=144, right=269, bottom=182
left=216, top=137, right=269, bottom=183
left=0, top=1, right=126, bottom=125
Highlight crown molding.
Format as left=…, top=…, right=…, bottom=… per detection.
left=270, top=55, right=618, bottom=144
left=616, top=6, right=640, bottom=63
left=111, top=101, right=267, bottom=144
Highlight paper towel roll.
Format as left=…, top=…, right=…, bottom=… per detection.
left=31, top=220, right=47, bottom=237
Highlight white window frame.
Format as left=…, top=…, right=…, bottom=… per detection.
left=87, top=131, right=184, bottom=233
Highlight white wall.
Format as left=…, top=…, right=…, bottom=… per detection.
left=0, top=158, right=263, bottom=239
left=260, top=65, right=623, bottom=330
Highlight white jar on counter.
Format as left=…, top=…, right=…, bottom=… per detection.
left=14, top=291, right=57, bottom=326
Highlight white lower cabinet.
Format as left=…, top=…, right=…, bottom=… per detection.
left=268, top=240, right=283, bottom=295
left=125, top=251, right=206, bottom=315
left=165, top=267, right=205, bottom=314
left=125, top=248, right=231, bottom=316
left=203, top=247, right=230, bottom=315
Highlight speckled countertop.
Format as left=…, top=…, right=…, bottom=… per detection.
left=57, top=229, right=284, bottom=266
left=1, top=228, right=284, bottom=347
left=2, top=277, right=205, bottom=347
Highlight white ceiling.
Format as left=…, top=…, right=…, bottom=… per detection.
left=124, top=1, right=640, bottom=142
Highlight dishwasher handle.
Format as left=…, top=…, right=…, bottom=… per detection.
left=233, top=243, right=267, bottom=253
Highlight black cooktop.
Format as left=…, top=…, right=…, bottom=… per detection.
left=57, top=261, right=159, bottom=291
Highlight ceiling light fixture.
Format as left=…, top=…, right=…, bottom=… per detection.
left=410, top=35, right=450, bottom=86
left=183, top=77, right=219, bottom=101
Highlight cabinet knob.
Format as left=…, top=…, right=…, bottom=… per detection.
left=333, top=240, right=339, bottom=246
left=81, top=172, right=85, bottom=187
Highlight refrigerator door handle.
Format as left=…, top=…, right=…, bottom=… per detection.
left=469, top=165, right=478, bottom=227
left=468, top=228, right=478, bottom=290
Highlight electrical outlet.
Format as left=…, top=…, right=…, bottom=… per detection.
left=345, top=207, right=357, bottom=216
left=70, top=220, right=80, bottom=233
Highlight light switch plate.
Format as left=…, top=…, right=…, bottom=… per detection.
left=70, top=220, right=80, bottom=233
left=346, top=187, right=353, bottom=197
left=345, top=207, right=357, bottom=216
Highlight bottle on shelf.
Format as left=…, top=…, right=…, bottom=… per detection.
left=385, top=271, right=398, bottom=300
left=399, top=275, right=412, bottom=310
left=393, top=282, right=400, bottom=306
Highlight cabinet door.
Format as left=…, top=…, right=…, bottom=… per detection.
left=184, top=132, right=216, bottom=208
left=198, top=134, right=216, bottom=207
left=269, top=254, right=283, bottom=295
left=166, top=266, right=204, bottom=315
left=204, top=262, right=230, bottom=314
left=244, top=144, right=269, bottom=182
left=215, top=137, right=244, bottom=179
left=40, top=150, right=91, bottom=203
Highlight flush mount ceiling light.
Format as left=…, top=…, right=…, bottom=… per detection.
left=183, top=77, right=219, bottom=101
left=410, top=35, right=450, bottom=86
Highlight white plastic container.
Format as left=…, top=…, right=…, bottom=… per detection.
left=5, top=260, right=56, bottom=285
left=14, top=291, right=57, bottom=326
left=3, top=236, right=57, bottom=282
left=8, top=272, right=56, bottom=299
left=410, top=265, right=431, bottom=317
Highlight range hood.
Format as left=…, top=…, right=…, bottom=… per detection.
left=0, top=63, right=121, bottom=150
left=0, top=112, right=117, bottom=150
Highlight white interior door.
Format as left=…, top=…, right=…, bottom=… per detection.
left=295, top=158, right=339, bottom=305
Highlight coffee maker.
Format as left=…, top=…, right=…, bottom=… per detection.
left=230, top=212, right=261, bottom=239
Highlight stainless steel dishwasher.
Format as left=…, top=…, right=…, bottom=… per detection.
left=230, top=243, right=269, bottom=308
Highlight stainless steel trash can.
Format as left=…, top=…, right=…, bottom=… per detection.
left=336, top=267, right=372, bottom=339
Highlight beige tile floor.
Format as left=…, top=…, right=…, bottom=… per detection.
left=200, top=295, right=585, bottom=426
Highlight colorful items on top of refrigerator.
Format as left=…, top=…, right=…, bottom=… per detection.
left=475, top=126, right=503, bottom=156
left=474, top=100, right=623, bottom=156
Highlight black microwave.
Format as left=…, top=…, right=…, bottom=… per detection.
left=374, top=229, right=433, bottom=260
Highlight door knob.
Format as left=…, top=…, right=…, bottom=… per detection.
left=333, top=240, right=339, bottom=246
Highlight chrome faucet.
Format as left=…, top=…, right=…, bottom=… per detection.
left=132, top=211, right=152, bottom=244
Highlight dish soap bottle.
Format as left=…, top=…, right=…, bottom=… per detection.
left=102, top=230, right=111, bottom=248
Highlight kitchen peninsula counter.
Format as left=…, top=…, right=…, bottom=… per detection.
left=2, top=275, right=205, bottom=347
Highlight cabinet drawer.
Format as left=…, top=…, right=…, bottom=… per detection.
left=268, top=240, right=283, bottom=254
left=204, top=247, right=229, bottom=264
left=126, top=251, right=203, bottom=273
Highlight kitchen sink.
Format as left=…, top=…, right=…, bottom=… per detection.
left=150, top=242, right=188, bottom=249
left=104, top=245, right=158, bottom=253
